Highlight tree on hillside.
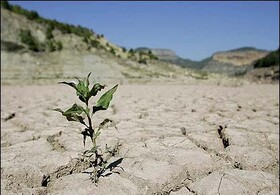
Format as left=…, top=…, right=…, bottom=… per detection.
left=1, top=0, right=11, bottom=10
left=27, top=10, right=39, bottom=20
left=19, top=29, right=39, bottom=52
left=254, top=48, right=279, bottom=68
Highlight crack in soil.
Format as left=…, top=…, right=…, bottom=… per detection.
left=217, top=173, right=225, bottom=195
left=185, top=132, right=246, bottom=172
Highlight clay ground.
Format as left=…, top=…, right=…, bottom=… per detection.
left=1, top=83, right=279, bottom=194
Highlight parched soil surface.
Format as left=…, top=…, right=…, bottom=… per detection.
left=1, top=84, right=279, bottom=195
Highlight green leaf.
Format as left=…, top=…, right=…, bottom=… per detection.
left=53, top=104, right=86, bottom=125
left=76, top=78, right=89, bottom=103
left=58, top=81, right=77, bottom=90
left=85, top=72, right=91, bottom=88
left=64, top=103, right=84, bottom=115
left=89, top=83, right=105, bottom=97
left=92, top=84, right=118, bottom=114
left=66, top=114, right=85, bottom=125
left=58, top=74, right=101, bottom=104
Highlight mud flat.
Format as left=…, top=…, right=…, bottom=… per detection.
left=1, top=83, right=279, bottom=194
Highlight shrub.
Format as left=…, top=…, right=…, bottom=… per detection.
left=56, top=41, right=63, bottom=51
left=138, top=59, right=147, bottom=64
left=109, top=48, right=116, bottom=56
left=19, top=29, right=39, bottom=52
left=26, top=10, right=39, bottom=20
left=128, top=49, right=135, bottom=58
left=97, top=34, right=104, bottom=39
left=90, top=39, right=100, bottom=48
left=48, top=40, right=56, bottom=52
left=83, top=37, right=89, bottom=44
left=53, top=73, right=119, bottom=183
left=46, top=25, right=54, bottom=39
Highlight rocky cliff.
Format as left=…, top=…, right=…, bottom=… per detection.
left=137, top=47, right=270, bottom=75
left=202, top=48, right=270, bottom=75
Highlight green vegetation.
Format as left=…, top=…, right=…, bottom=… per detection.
left=46, top=40, right=56, bottom=52
left=56, top=41, right=63, bottom=51
left=46, top=24, right=54, bottom=40
left=254, top=48, right=279, bottom=68
left=97, top=34, right=104, bottom=39
left=19, top=29, right=39, bottom=52
left=19, top=28, right=63, bottom=52
left=138, top=59, right=147, bottom=64
left=90, top=39, right=100, bottom=48
left=109, top=47, right=116, bottom=56
left=147, top=50, right=158, bottom=60
left=1, top=0, right=11, bottom=9
left=128, top=49, right=136, bottom=58
left=189, top=70, right=208, bottom=80
left=2, top=1, right=95, bottom=41
left=1, top=1, right=39, bottom=20
left=3, top=1, right=156, bottom=61
left=53, top=73, right=119, bottom=183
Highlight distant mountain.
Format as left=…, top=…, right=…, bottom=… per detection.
left=136, top=47, right=270, bottom=75
left=135, top=48, right=202, bottom=69
left=201, top=47, right=270, bottom=75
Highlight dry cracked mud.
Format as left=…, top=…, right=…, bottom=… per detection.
left=1, top=84, right=279, bottom=194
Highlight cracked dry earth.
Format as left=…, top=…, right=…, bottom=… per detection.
left=1, top=84, right=279, bottom=195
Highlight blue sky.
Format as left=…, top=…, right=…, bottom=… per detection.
left=9, top=1, right=279, bottom=61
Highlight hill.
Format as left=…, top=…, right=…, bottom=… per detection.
left=1, top=1, right=276, bottom=84
left=201, top=47, right=269, bottom=75
left=0, top=2, right=189, bottom=85
left=136, top=47, right=270, bottom=75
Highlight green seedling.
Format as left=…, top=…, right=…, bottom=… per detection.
left=53, top=72, right=118, bottom=182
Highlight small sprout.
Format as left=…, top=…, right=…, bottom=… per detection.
left=53, top=72, right=119, bottom=183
